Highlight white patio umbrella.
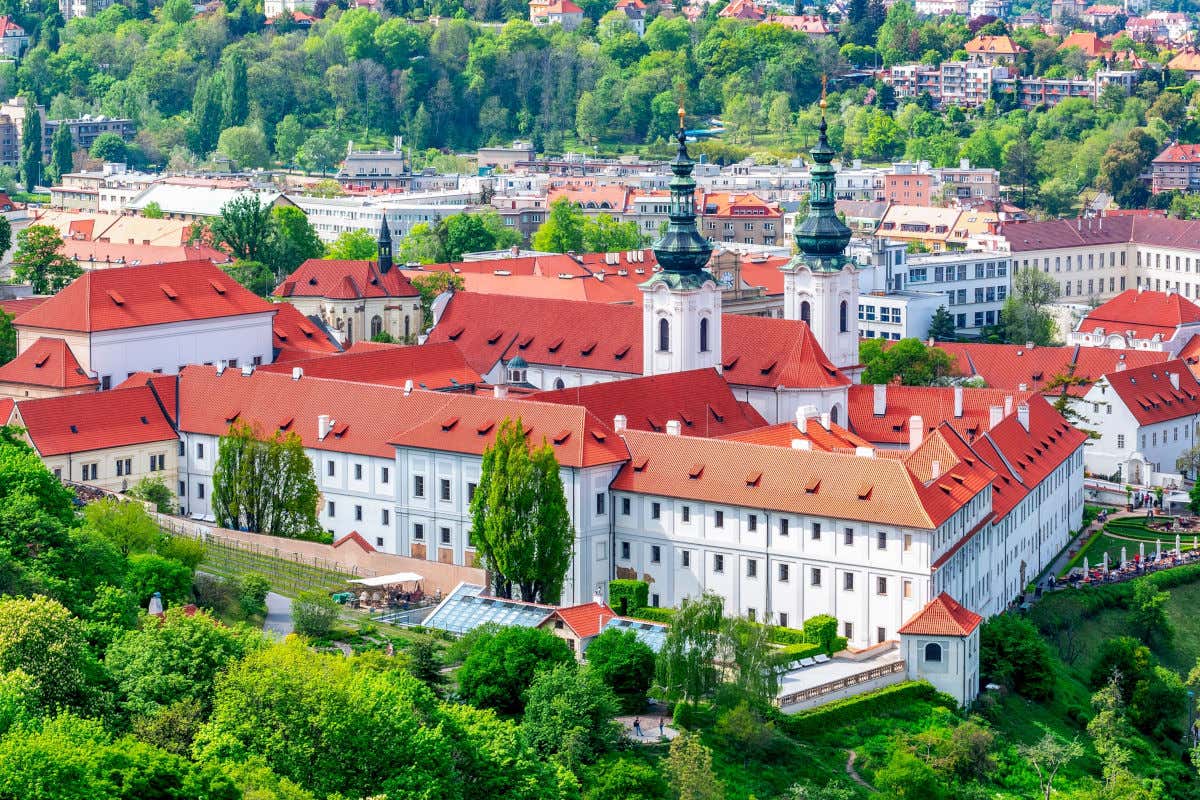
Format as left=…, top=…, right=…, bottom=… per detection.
left=1140, top=541, right=1145, bottom=561
left=1157, top=539, right=1163, bottom=560
left=1084, top=556, right=1090, bottom=575
left=1121, top=546, right=1127, bottom=567
left=1103, top=552, right=1109, bottom=574
left=1177, top=534, right=1183, bottom=555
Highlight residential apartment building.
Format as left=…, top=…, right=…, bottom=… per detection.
left=50, top=164, right=160, bottom=213
left=291, top=191, right=474, bottom=244
left=59, top=0, right=117, bottom=20
left=884, top=165, right=930, bottom=206
left=336, top=139, right=412, bottom=191
left=963, top=35, right=1026, bottom=66
left=43, top=115, right=135, bottom=156
left=1151, top=143, right=1200, bottom=195
left=906, top=251, right=1011, bottom=335
left=932, top=160, right=1001, bottom=203
left=699, top=192, right=782, bottom=246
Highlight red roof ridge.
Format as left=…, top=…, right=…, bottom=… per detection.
left=545, top=600, right=617, bottom=638
left=333, top=531, right=376, bottom=552
left=898, top=592, right=982, bottom=636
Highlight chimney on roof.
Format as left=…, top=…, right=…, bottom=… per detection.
left=241, top=364, right=253, bottom=377
left=1169, top=371, right=1180, bottom=390
left=931, top=459, right=941, bottom=479
left=953, top=385, right=964, bottom=418
left=1025, top=341, right=1035, bottom=350
left=819, top=412, right=831, bottom=431
left=1005, top=395, right=1014, bottom=416
left=927, top=337, right=935, bottom=347
left=493, top=384, right=508, bottom=399
left=1115, top=361, right=1127, bottom=372
left=614, top=414, right=627, bottom=432
left=292, top=367, right=303, bottom=380
left=989, top=405, right=1004, bottom=429
left=796, top=405, right=815, bottom=433
left=855, top=446, right=873, bottom=457
left=318, top=414, right=332, bottom=441
left=404, top=379, right=414, bottom=396
left=1017, top=403, right=1030, bottom=432
left=510, top=245, right=520, bottom=258
left=873, top=383, right=886, bottom=416
left=666, top=419, right=682, bottom=436
left=791, top=438, right=812, bottom=451
left=909, top=415, right=924, bottom=451
left=1018, top=382, right=1029, bottom=391
left=1138, top=285, right=1144, bottom=294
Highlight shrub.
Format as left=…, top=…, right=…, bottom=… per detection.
left=608, top=579, right=649, bottom=615
left=628, top=606, right=676, bottom=624
left=777, top=682, right=952, bottom=739
left=775, top=642, right=823, bottom=662
left=980, top=614, right=1055, bottom=700
left=192, top=573, right=236, bottom=615
left=766, top=626, right=810, bottom=645
left=124, top=553, right=193, bottom=606
left=457, top=626, right=574, bottom=715
left=802, top=614, right=839, bottom=655
left=128, top=475, right=175, bottom=513
left=585, top=627, right=656, bottom=713
left=875, top=750, right=944, bottom=799
left=292, top=590, right=339, bottom=638
left=237, top=574, right=270, bottom=619
left=157, top=536, right=205, bottom=570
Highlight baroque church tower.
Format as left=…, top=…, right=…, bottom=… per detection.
left=781, top=83, right=861, bottom=377
left=642, top=108, right=722, bottom=377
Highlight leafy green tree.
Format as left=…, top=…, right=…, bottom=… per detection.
left=438, top=210, right=520, bottom=261
left=11, top=224, right=81, bottom=293
left=0, top=310, right=15, bottom=365
left=1090, top=636, right=1152, bottom=700
left=325, top=228, right=377, bottom=260
left=981, top=614, right=1055, bottom=699
left=141, top=201, right=164, bottom=219
left=217, top=125, right=269, bottom=169
left=656, top=593, right=724, bottom=706
left=1130, top=664, right=1187, bottom=739
left=406, top=639, right=447, bottom=695
left=666, top=732, right=723, bottom=800
left=211, top=194, right=276, bottom=265
left=411, top=272, right=464, bottom=324
left=212, top=421, right=324, bottom=542
left=456, top=625, right=574, bottom=715
left=859, top=337, right=955, bottom=385
left=583, top=758, right=669, bottom=800
left=224, top=260, right=274, bottom=296
left=584, top=627, right=656, bottom=712
left=189, top=75, right=223, bottom=156
left=397, top=222, right=442, bottom=265
left=582, top=214, right=644, bottom=253
left=128, top=475, right=175, bottom=513
left=124, top=552, right=193, bottom=606
left=237, top=573, right=270, bottom=618
left=297, top=128, right=344, bottom=176
left=107, top=606, right=257, bottom=717
left=292, top=590, right=340, bottom=638
left=89, top=132, right=128, bottom=163
left=532, top=197, right=586, bottom=254
left=1018, top=733, right=1084, bottom=800
left=0, top=595, right=99, bottom=712
left=161, top=0, right=192, bottom=24
left=273, top=114, right=304, bottom=167
left=1000, top=267, right=1059, bottom=346
left=927, top=306, right=957, bottom=341
left=81, top=497, right=158, bottom=555
left=875, top=750, right=943, bottom=800
left=194, top=641, right=466, bottom=799
left=270, top=205, right=324, bottom=276
left=469, top=416, right=574, bottom=603
left=522, top=663, right=620, bottom=768
left=714, top=701, right=781, bottom=763
left=20, top=99, right=40, bottom=192
left=0, top=215, right=12, bottom=259
left=223, top=51, right=249, bottom=128
left=48, top=123, right=73, bottom=183
left=1130, top=578, right=1173, bottom=647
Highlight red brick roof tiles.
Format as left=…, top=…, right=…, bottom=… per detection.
left=14, top=261, right=276, bottom=333
left=1078, top=289, right=1200, bottom=341
left=16, top=385, right=177, bottom=457
left=274, top=259, right=419, bottom=300
left=930, top=342, right=1167, bottom=396
left=0, top=338, right=98, bottom=390
left=116, top=372, right=179, bottom=424
left=259, top=341, right=480, bottom=391
left=0, top=297, right=47, bottom=318
left=720, top=417, right=869, bottom=451
left=271, top=302, right=343, bottom=363
left=847, top=384, right=1034, bottom=446
left=530, top=368, right=767, bottom=438
left=1104, top=359, right=1200, bottom=426
left=544, top=601, right=617, bottom=639
left=898, top=592, right=982, bottom=636
left=999, top=215, right=1200, bottom=252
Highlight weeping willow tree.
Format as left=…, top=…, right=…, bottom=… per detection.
left=212, top=421, right=324, bottom=542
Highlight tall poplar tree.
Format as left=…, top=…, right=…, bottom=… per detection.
left=48, top=124, right=73, bottom=184
left=223, top=52, right=249, bottom=129
left=19, top=100, right=41, bottom=193
left=469, top=417, right=573, bottom=603
left=212, top=421, right=323, bottom=541
left=189, top=75, right=223, bottom=157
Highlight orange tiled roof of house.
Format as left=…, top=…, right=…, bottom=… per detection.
left=0, top=337, right=97, bottom=390
left=1059, top=31, right=1111, bottom=56
left=898, top=593, right=982, bottom=636
left=543, top=601, right=617, bottom=639
left=700, top=192, right=782, bottom=218
left=719, top=0, right=765, bottom=19
left=1168, top=50, right=1200, bottom=71
left=1077, top=289, right=1200, bottom=341
left=965, top=35, right=1027, bottom=55
left=14, top=385, right=177, bottom=457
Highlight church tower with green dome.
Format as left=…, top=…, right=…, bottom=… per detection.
left=781, top=80, right=861, bottom=376
left=642, top=108, right=722, bottom=377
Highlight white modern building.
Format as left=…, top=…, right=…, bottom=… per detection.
left=291, top=191, right=475, bottom=244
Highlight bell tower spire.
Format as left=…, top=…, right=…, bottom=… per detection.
left=377, top=213, right=393, bottom=274
left=641, top=105, right=722, bottom=377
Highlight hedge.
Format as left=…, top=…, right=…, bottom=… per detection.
left=775, top=681, right=956, bottom=739
left=608, top=579, right=649, bottom=616
left=628, top=606, right=676, bottom=624
left=775, top=642, right=823, bottom=661
left=1032, top=561, right=1200, bottom=635
left=767, top=625, right=810, bottom=645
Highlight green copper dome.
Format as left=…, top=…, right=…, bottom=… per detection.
left=790, top=113, right=852, bottom=272
left=651, top=117, right=714, bottom=279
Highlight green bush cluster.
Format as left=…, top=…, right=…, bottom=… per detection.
left=628, top=606, right=676, bottom=624
left=776, top=681, right=953, bottom=739
left=607, top=579, right=649, bottom=616
left=1033, top=561, right=1200, bottom=635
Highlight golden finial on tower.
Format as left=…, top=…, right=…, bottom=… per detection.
left=820, top=74, right=827, bottom=110
left=678, top=105, right=686, bottom=131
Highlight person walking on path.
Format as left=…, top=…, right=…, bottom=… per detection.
left=659, top=717, right=665, bottom=737
left=633, top=717, right=644, bottom=737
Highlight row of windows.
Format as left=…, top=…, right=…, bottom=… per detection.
left=411, top=523, right=455, bottom=545
left=325, top=501, right=390, bottom=526
left=620, top=514, right=913, bottom=550
left=327, top=460, right=392, bottom=484
left=412, top=475, right=477, bottom=503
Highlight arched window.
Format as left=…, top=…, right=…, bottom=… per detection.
left=658, top=318, right=670, bottom=352
left=404, top=316, right=411, bottom=341
left=839, top=300, right=848, bottom=333
left=800, top=301, right=810, bottom=324
left=554, top=378, right=566, bottom=390
left=699, top=318, right=709, bottom=352
left=830, top=405, right=839, bottom=425
left=346, top=318, right=353, bottom=343
left=924, top=642, right=943, bottom=663
left=370, top=315, right=383, bottom=339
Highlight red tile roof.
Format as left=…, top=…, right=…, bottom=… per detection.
left=965, top=34, right=1026, bottom=55
left=391, top=394, right=630, bottom=468
left=270, top=302, right=343, bottom=363
left=999, top=215, right=1200, bottom=253
left=0, top=298, right=47, bottom=318
left=529, top=368, right=768, bottom=438
left=116, top=372, right=179, bottom=424
left=14, top=261, right=276, bottom=333
left=0, top=15, right=24, bottom=35
left=1104, top=359, right=1200, bottom=426
left=930, top=342, right=1167, bottom=396
left=0, top=338, right=97, bottom=390
left=1059, top=31, right=1110, bottom=56
left=898, top=592, right=982, bottom=636
left=543, top=601, right=617, bottom=639
left=274, top=259, right=419, bottom=300
left=612, top=429, right=989, bottom=529
left=1077, top=289, right=1200, bottom=341
left=720, top=416, right=869, bottom=451
left=427, top=293, right=849, bottom=391
left=61, top=240, right=229, bottom=267
left=16, top=385, right=177, bottom=457
left=333, top=531, right=376, bottom=553
left=1155, top=143, right=1200, bottom=164
left=847, top=384, right=1034, bottom=446
left=259, top=341, right=480, bottom=391
left=700, top=192, right=782, bottom=219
